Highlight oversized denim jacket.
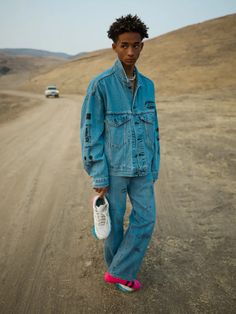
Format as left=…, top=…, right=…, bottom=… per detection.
left=80, top=59, right=160, bottom=188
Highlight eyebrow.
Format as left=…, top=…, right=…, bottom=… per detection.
left=119, top=41, right=141, bottom=44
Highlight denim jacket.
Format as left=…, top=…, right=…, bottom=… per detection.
left=80, top=59, right=160, bottom=188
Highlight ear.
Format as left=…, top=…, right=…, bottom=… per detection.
left=112, top=42, right=117, bottom=52
left=140, top=42, right=144, bottom=51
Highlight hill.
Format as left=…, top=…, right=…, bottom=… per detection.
left=0, top=48, right=72, bottom=59
left=0, top=48, right=87, bottom=60
left=0, top=53, right=67, bottom=89
left=142, top=13, right=236, bottom=95
left=12, top=14, right=236, bottom=95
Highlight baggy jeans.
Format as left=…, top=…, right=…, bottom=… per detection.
left=104, top=173, right=156, bottom=281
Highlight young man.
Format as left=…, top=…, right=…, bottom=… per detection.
left=80, top=14, right=160, bottom=292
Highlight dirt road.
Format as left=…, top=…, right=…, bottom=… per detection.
left=0, top=91, right=235, bottom=313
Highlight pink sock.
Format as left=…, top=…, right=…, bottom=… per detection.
left=104, top=272, right=142, bottom=290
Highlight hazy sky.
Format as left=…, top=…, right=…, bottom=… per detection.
left=0, top=0, right=235, bottom=55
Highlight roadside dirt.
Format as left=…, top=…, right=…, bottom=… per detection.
left=0, top=90, right=235, bottom=313
left=0, top=91, right=42, bottom=124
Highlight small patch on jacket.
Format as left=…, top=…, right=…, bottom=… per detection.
left=85, top=125, right=91, bottom=143
left=145, top=101, right=155, bottom=109
left=86, top=113, right=91, bottom=120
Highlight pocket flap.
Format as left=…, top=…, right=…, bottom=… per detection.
left=139, top=112, right=154, bottom=124
left=106, top=114, right=131, bottom=127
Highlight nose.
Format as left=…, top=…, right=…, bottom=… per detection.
left=127, top=47, right=134, bottom=57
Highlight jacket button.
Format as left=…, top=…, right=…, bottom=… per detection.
left=89, top=155, right=93, bottom=160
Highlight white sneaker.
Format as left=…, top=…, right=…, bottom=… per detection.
left=93, top=195, right=111, bottom=240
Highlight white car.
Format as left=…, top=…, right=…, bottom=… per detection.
left=45, top=85, right=59, bottom=98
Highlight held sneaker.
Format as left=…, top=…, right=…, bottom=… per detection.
left=93, top=195, right=111, bottom=240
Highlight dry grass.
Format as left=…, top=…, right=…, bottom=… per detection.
left=18, top=14, right=236, bottom=96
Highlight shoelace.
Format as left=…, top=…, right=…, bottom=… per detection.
left=95, top=207, right=107, bottom=226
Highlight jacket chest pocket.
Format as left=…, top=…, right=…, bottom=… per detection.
left=139, top=112, right=155, bottom=148
left=105, top=114, right=131, bottom=149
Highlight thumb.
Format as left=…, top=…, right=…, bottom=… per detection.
left=99, top=190, right=105, bottom=197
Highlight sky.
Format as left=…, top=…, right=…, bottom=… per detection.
left=0, top=0, right=236, bottom=55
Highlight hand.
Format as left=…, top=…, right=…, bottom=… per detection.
left=93, top=186, right=109, bottom=197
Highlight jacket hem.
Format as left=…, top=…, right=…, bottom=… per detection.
left=109, top=169, right=151, bottom=177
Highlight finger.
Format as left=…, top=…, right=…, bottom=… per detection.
left=99, top=190, right=105, bottom=197
left=100, top=187, right=108, bottom=197
left=94, top=187, right=100, bottom=192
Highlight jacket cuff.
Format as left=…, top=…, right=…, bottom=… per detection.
left=92, top=176, right=109, bottom=188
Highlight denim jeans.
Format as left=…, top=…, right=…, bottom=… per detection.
left=104, top=173, right=156, bottom=281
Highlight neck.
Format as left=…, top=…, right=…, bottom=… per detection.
left=122, top=63, right=135, bottom=78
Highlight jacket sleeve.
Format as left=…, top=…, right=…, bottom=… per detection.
left=80, top=82, right=109, bottom=188
left=152, top=101, right=160, bottom=182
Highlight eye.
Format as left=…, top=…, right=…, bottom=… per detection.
left=120, top=44, right=128, bottom=49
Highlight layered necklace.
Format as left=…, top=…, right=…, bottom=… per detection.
left=127, top=69, right=136, bottom=82
left=128, top=73, right=136, bottom=81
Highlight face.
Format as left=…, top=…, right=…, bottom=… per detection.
left=112, top=32, right=143, bottom=69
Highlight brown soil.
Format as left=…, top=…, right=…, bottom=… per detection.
left=0, top=92, right=42, bottom=123
left=0, top=90, right=235, bottom=313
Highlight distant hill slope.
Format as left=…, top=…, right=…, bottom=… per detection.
left=19, top=13, right=236, bottom=95
left=141, top=13, right=236, bottom=95
left=0, top=53, right=67, bottom=89
left=0, top=48, right=73, bottom=59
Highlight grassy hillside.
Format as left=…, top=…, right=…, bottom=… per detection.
left=0, top=53, right=66, bottom=89
left=0, top=48, right=72, bottom=59
left=18, top=13, right=236, bottom=96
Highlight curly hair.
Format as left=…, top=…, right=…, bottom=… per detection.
left=107, top=14, right=149, bottom=42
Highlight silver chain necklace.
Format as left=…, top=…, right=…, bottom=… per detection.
left=128, top=69, right=136, bottom=81
left=128, top=74, right=136, bottom=81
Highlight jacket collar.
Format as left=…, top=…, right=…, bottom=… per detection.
left=113, top=59, right=142, bottom=88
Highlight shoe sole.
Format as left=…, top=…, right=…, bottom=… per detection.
left=116, top=283, right=136, bottom=292
left=91, top=226, right=99, bottom=240
left=91, top=225, right=111, bottom=240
